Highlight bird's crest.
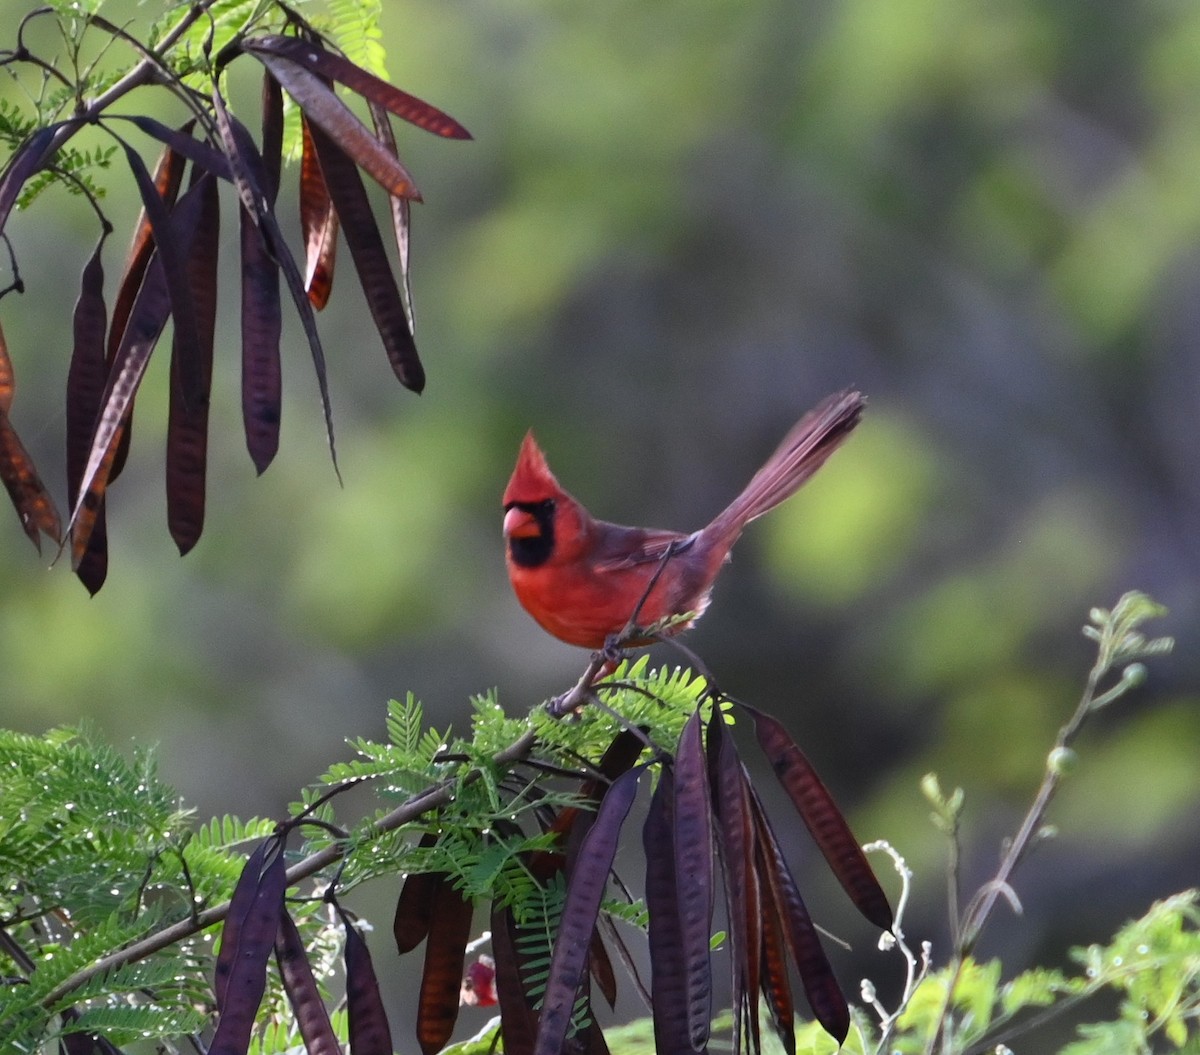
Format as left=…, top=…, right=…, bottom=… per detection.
left=503, top=430, right=560, bottom=506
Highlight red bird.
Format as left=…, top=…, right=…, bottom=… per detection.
left=502, top=389, right=865, bottom=650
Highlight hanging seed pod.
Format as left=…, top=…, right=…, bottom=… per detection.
left=275, top=910, right=341, bottom=1055
left=210, top=838, right=287, bottom=1055
left=534, top=765, right=645, bottom=1055
left=340, top=905, right=395, bottom=1055
left=672, top=710, right=713, bottom=1050
left=743, top=703, right=892, bottom=932
left=415, top=880, right=473, bottom=1055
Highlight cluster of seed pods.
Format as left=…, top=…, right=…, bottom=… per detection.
left=0, top=28, right=470, bottom=592
left=205, top=703, right=891, bottom=1055
left=391, top=706, right=892, bottom=1055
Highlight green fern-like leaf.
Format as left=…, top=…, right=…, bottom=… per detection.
left=601, top=896, right=649, bottom=931
left=64, top=1003, right=209, bottom=1045
left=0, top=101, right=39, bottom=148
left=1000, top=966, right=1073, bottom=1017
left=192, top=814, right=278, bottom=850
left=529, top=658, right=705, bottom=763
left=1070, top=890, right=1200, bottom=1049
left=326, top=0, right=387, bottom=79
left=470, top=689, right=532, bottom=758
left=167, top=0, right=265, bottom=77
left=386, top=692, right=425, bottom=755
left=0, top=727, right=301, bottom=1053
left=511, top=873, right=568, bottom=999
left=322, top=693, right=454, bottom=794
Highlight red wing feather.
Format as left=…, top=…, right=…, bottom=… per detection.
left=590, top=523, right=694, bottom=572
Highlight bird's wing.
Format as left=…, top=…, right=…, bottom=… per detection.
left=590, top=523, right=697, bottom=572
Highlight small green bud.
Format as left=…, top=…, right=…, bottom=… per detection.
left=1047, top=746, right=1078, bottom=776
left=920, top=772, right=943, bottom=806
left=1122, top=662, right=1147, bottom=687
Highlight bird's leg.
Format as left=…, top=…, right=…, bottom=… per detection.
left=550, top=542, right=686, bottom=719
left=615, top=539, right=686, bottom=644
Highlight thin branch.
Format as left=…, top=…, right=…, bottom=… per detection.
left=924, top=595, right=1172, bottom=1055
left=16, top=6, right=54, bottom=52
left=39, top=0, right=217, bottom=162
left=954, top=660, right=1103, bottom=953
left=923, top=668, right=1103, bottom=1055
left=0, top=232, right=24, bottom=299
left=961, top=986, right=1107, bottom=1055
left=0, top=48, right=74, bottom=92
left=548, top=653, right=607, bottom=716
left=0, top=921, right=37, bottom=975
left=45, top=163, right=112, bottom=231
left=3, top=6, right=73, bottom=92
left=86, top=13, right=214, bottom=131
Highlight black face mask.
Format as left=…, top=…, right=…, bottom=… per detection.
left=505, top=499, right=556, bottom=568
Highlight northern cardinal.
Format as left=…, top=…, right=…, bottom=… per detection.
left=502, top=389, right=865, bottom=650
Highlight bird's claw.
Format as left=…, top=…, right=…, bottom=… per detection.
left=601, top=633, right=629, bottom=666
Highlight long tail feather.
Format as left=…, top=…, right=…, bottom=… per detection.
left=704, top=390, right=865, bottom=549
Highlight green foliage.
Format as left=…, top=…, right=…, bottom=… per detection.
left=0, top=725, right=192, bottom=919
left=151, top=0, right=383, bottom=71
left=512, top=870, right=565, bottom=992
left=0, top=657, right=724, bottom=1053
left=0, top=593, right=1190, bottom=1055
left=1082, top=592, right=1175, bottom=701
left=529, top=655, right=706, bottom=759
left=165, top=0, right=271, bottom=77
left=1, top=0, right=395, bottom=205
left=824, top=891, right=1200, bottom=1053
left=246, top=1008, right=349, bottom=1055
left=0, top=725, right=343, bottom=1054
left=0, top=100, right=39, bottom=148
left=321, top=692, right=452, bottom=791
left=0, top=729, right=206, bottom=1050
left=306, top=662, right=703, bottom=901
left=886, top=958, right=1062, bottom=1051
left=1068, top=891, right=1200, bottom=1052
left=15, top=145, right=115, bottom=210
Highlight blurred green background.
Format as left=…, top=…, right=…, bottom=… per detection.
left=1, top=0, right=1197, bottom=1048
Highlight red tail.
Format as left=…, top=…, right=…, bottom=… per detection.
left=702, top=390, right=865, bottom=549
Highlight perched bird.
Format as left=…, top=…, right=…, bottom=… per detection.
left=502, top=389, right=865, bottom=650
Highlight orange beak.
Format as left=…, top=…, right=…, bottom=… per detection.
left=503, top=506, right=541, bottom=540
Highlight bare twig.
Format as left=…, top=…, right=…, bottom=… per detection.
left=924, top=593, right=1172, bottom=1054
left=0, top=7, right=74, bottom=92
left=0, top=232, right=24, bottom=299
left=858, top=840, right=931, bottom=1052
